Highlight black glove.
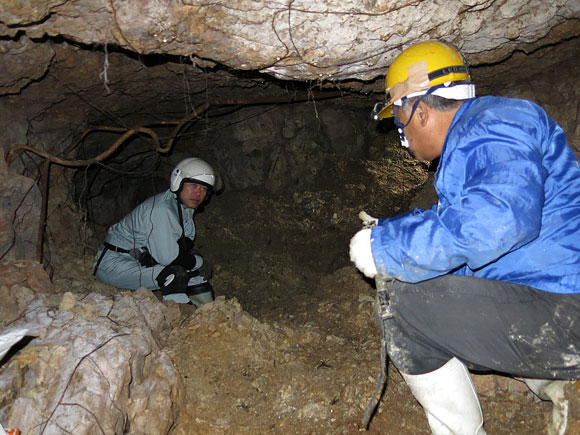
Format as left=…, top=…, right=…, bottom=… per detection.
left=137, top=248, right=158, bottom=267
left=170, top=236, right=197, bottom=270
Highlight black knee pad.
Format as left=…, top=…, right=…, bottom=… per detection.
left=186, top=281, right=213, bottom=296
left=156, top=265, right=189, bottom=295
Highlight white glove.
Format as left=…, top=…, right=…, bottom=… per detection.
left=359, top=211, right=378, bottom=228
left=349, top=228, right=378, bottom=279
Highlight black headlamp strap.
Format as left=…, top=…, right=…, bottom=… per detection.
left=399, top=86, right=438, bottom=129
left=428, top=65, right=470, bottom=82
left=175, top=195, right=186, bottom=238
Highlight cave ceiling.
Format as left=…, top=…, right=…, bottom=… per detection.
left=2, top=0, right=580, bottom=82
left=1, top=0, right=580, bottom=160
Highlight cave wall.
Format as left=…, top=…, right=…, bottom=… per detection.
left=1, top=2, right=579, bottom=262
left=3, top=36, right=579, bottom=235
left=2, top=38, right=580, bottom=261
left=172, top=102, right=377, bottom=191
left=0, top=156, right=41, bottom=261
left=74, top=98, right=386, bottom=227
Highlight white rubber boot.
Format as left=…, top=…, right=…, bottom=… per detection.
left=519, top=378, right=552, bottom=400
left=520, top=378, right=575, bottom=435
left=402, top=357, right=486, bottom=435
left=162, top=292, right=190, bottom=304
left=189, top=291, right=214, bottom=307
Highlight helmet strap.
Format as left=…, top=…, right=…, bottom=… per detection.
left=175, top=195, right=186, bottom=238
left=393, top=86, right=437, bottom=149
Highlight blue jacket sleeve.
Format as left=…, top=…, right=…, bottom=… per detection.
left=371, top=115, right=548, bottom=282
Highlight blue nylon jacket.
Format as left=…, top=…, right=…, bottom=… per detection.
left=371, top=96, right=580, bottom=294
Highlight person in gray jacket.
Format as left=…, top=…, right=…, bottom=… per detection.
left=93, top=157, right=217, bottom=306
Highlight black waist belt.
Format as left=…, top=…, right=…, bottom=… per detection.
left=93, top=242, right=130, bottom=275
left=103, top=242, right=130, bottom=254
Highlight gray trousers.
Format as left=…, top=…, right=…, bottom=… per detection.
left=383, top=275, right=580, bottom=378
left=93, top=248, right=206, bottom=290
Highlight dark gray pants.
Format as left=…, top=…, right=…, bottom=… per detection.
left=383, top=275, right=580, bottom=378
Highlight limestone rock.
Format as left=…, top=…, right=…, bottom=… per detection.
left=0, top=157, right=41, bottom=262
left=0, top=35, right=55, bottom=94
left=0, top=290, right=183, bottom=434
left=1, top=1, right=579, bottom=82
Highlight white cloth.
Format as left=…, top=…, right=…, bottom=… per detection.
left=359, top=210, right=378, bottom=228
left=0, top=326, right=37, bottom=360
left=349, top=228, right=378, bottom=278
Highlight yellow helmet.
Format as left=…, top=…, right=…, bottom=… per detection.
left=372, top=40, right=475, bottom=119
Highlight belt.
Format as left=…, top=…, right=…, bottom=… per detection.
left=93, top=242, right=130, bottom=275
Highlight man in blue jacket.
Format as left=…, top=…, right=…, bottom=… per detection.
left=93, top=157, right=217, bottom=307
left=350, top=40, right=580, bottom=434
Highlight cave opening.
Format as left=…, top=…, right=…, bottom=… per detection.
left=68, top=84, right=426, bottom=319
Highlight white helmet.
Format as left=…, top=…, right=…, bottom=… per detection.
left=170, top=158, right=216, bottom=193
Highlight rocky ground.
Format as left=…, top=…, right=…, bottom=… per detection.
left=1, top=141, right=567, bottom=434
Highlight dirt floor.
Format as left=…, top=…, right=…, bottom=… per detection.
left=48, top=144, right=559, bottom=434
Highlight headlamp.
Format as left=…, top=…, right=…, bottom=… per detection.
left=371, top=102, right=388, bottom=121
left=393, top=113, right=410, bottom=149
